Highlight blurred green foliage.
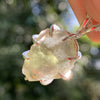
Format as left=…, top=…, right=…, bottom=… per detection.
left=0, top=0, right=100, bottom=100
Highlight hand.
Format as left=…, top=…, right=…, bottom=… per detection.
left=68, top=0, right=100, bottom=43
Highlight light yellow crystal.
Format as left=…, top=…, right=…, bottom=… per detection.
left=22, top=24, right=80, bottom=85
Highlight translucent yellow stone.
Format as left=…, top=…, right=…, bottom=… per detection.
left=22, top=24, right=81, bottom=85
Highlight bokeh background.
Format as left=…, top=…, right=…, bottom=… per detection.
left=0, top=0, right=100, bottom=100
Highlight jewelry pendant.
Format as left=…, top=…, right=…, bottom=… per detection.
left=22, top=15, right=100, bottom=85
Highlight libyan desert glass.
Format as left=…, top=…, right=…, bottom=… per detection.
left=22, top=24, right=81, bottom=85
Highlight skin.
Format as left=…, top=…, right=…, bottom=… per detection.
left=68, top=0, right=100, bottom=43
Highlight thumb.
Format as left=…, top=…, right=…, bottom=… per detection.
left=68, top=0, right=100, bottom=43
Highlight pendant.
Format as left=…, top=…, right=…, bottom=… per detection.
left=22, top=15, right=100, bottom=85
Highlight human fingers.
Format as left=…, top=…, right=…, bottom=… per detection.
left=68, top=0, right=100, bottom=43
